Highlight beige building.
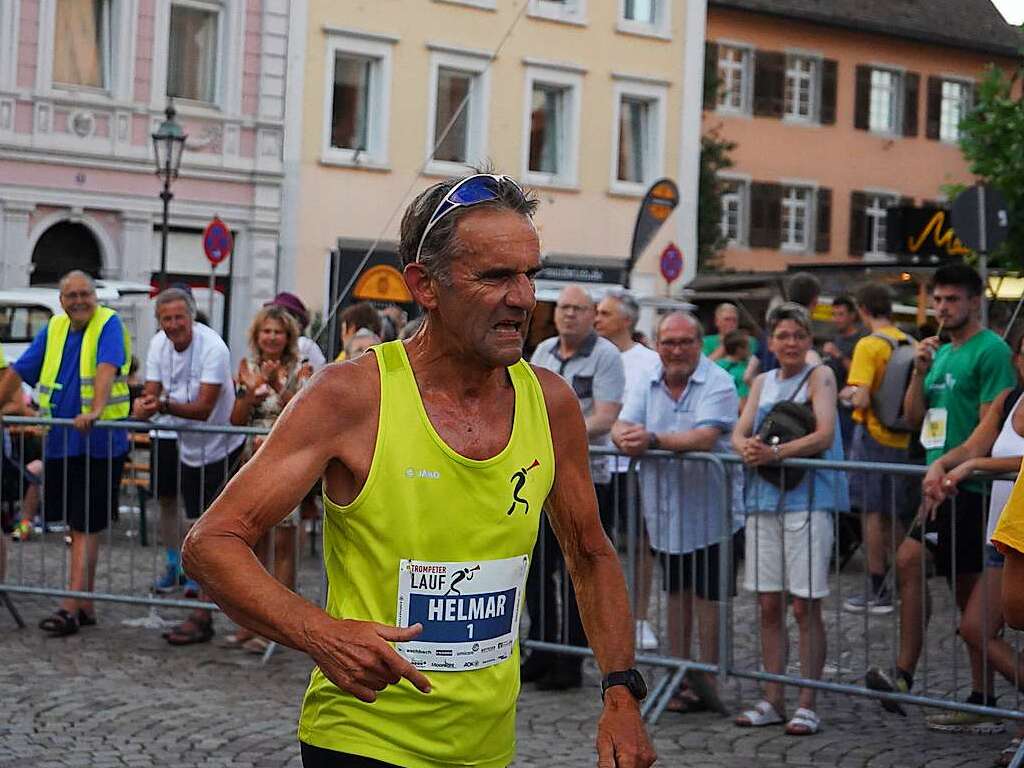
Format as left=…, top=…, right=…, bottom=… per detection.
left=279, top=0, right=709, bottom=323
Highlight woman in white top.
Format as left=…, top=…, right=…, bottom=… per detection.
left=224, top=306, right=311, bottom=652
left=921, top=333, right=1024, bottom=758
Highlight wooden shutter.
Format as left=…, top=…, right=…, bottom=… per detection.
left=926, top=76, right=942, bottom=140
left=903, top=72, right=920, bottom=137
left=704, top=42, right=719, bottom=110
left=849, top=191, right=868, bottom=256
left=819, top=59, right=838, bottom=125
left=749, top=182, right=783, bottom=248
left=753, top=51, right=786, bottom=118
left=815, top=188, right=832, bottom=253
left=854, top=66, right=871, bottom=130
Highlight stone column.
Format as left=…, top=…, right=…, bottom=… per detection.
left=1, top=201, right=35, bottom=288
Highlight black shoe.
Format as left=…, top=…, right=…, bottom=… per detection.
left=520, top=652, right=552, bottom=683
left=536, top=665, right=583, bottom=691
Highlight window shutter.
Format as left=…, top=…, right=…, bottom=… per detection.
left=753, top=51, right=785, bottom=118
left=854, top=66, right=871, bottom=130
left=749, top=182, right=783, bottom=248
left=819, top=59, right=838, bottom=125
left=815, top=188, right=832, bottom=253
left=903, top=72, right=920, bottom=137
left=704, top=42, right=719, bottom=110
left=849, top=191, right=867, bottom=256
left=926, top=76, right=942, bottom=140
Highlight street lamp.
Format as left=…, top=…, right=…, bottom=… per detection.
left=152, top=101, right=187, bottom=290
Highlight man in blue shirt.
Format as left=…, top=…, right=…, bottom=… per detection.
left=0, top=271, right=130, bottom=636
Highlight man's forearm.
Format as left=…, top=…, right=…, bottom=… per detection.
left=586, top=414, right=616, bottom=439
left=565, top=543, right=635, bottom=674
left=90, top=364, right=116, bottom=415
left=656, top=427, right=721, bottom=454
left=166, top=400, right=215, bottom=421
left=903, top=371, right=927, bottom=427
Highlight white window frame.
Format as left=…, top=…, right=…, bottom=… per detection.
left=718, top=174, right=749, bottom=247
left=37, top=0, right=136, bottom=103
left=528, top=0, right=588, bottom=27
left=0, top=0, right=20, bottom=91
left=321, top=30, right=395, bottom=169
left=864, top=191, right=898, bottom=260
left=166, top=0, right=225, bottom=108
left=716, top=42, right=752, bottom=115
left=783, top=53, right=819, bottom=123
left=521, top=62, right=583, bottom=189
left=424, top=48, right=491, bottom=176
left=609, top=76, right=666, bottom=196
left=432, top=0, right=496, bottom=9
left=867, top=66, right=903, bottom=136
left=780, top=183, right=815, bottom=252
left=939, top=77, right=972, bottom=144
left=617, top=0, right=671, bottom=39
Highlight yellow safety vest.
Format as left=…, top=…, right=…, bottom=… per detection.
left=38, top=307, right=131, bottom=420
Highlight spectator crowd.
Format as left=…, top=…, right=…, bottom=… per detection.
left=3, top=263, right=1024, bottom=762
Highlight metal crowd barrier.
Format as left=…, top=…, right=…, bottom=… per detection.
left=3, top=416, right=1024, bottom=764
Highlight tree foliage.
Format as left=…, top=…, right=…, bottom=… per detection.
left=697, top=126, right=736, bottom=271
left=957, top=62, right=1024, bottom=269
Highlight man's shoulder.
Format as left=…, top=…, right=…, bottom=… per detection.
left=592, top=336, right=623, bottom=364
left=702, top=356, right=737, bottom=391
left=193, top=324, right=230, bottom=355
left=531, top=336, right=558, bottom=359
left=624, top=343, right=660, bottom=365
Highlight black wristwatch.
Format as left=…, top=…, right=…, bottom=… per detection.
left=601, top=668, right=647, bottom=702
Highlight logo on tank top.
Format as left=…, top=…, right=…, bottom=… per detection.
left=506, top=459, right=541, bottom=516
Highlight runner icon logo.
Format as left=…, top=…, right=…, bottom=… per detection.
left=444, top=565, right=481, bottom=596
left=505, top=459, right=541, bottom=515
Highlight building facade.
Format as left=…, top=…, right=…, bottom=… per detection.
left=704, top=0, right=1021, bottom=273
left=281, top=0, right=708, bottom=319
left=0, top=0, right=293, bottom=353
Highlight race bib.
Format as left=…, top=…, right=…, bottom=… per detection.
left=396, top=555, right=529, bottom=672
left=920, top=407, right=948, bottom=450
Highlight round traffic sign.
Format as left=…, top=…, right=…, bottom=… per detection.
left=950, top=184, right=1009, bottom=254
left=659, top=243, right=683, bottom=284
left=203, top=217, right=233, bottom=265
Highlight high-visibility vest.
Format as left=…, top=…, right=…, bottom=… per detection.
left=37, top=307, right=131, bottom=420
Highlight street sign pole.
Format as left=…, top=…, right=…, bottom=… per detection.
left=208, top=263, right=216, bottom=321
left=978, top=185, right=989, bottom=327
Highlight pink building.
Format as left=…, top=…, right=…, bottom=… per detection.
left=704, top=0, right=1021, bottom=273
left=0, top=0, right=293, bottom=349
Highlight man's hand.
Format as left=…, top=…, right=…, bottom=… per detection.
left=133, top=394, right=159, bottom=420
left=613, top=422, right=649, bottom=457
left=596, top=689, right=656, bottom=768
left=306, top=618, right=432, bottom=703
left=72, top=411, right=99, bottom=433
left=914, top=336, right=940, bottom=376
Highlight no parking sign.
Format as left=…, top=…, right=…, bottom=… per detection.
left=203, top=216, right=233, bottom=265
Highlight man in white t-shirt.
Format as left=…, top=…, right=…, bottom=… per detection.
left=132, top=287, right=245, bottom=645
left=596, top=288, right=661, bottom=651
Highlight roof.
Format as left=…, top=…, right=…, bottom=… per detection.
left=709, top=0, right=1023, bottom=58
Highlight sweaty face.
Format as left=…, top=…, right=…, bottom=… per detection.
left=595, top=297, right=629, bottom=339
left=931, top=285, right=976, bottom=332
left=433, top=208, right=540, bottom=367
left=157, top=299, right=194, bottom=350
left=60, top=276, right=98, bottom=330
left=258, top=318, right=288, bottom=359
left=656, top=317, right=701, bottom=381
left=769, top=319, right=812, bottom=369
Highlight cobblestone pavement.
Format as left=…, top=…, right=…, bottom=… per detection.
left=2, top=521, right=1023, bottom=768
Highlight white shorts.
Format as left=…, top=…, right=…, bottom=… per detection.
left=743, top=511, right=833, bottom=599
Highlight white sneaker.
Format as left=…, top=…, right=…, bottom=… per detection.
left=635, top=620, right=658, bottom=650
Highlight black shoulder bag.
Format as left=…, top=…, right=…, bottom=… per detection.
left=755, top=366, right=819, bottom=491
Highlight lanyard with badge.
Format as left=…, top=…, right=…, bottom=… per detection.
left=920, top=350, right=949, bottom=451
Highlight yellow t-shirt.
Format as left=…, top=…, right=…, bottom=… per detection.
left=846, top=326, right=912, bottom=449
left=994, top=461, right=1024, bottom=555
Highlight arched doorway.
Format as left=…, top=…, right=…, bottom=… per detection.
left=31, top=221, right=102, bottom=285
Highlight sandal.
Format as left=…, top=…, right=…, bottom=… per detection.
left=785, top=707, right=821, bottom=736
left=217, top=629, right=255, bottom=649
left=997, top=737, right=1022, bottom=767
left=77, top=609, right=97, bottom=627
left=242, top=636, right=270, bottom=655
left=667, top=689, right=709, bottom=714
left=165, top=617, right=214, bottom=646
left=735, top=700, right=784, bottom=727
left=39, top=609, right=79, bottom=637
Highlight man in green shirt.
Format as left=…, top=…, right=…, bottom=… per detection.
left=702, top=302, right=758, bottom=360
left=867, top=264, right=1015, bottom=730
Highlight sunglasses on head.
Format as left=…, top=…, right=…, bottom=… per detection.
left=414, top=174, right=524, bottom=263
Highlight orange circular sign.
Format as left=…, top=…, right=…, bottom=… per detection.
left=353, top=265, right=413, bottom=303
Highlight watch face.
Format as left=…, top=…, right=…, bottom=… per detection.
left=628, top=669, right=648, bottom=700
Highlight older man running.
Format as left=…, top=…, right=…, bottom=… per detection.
left=183, top=173, right=656, bottom=768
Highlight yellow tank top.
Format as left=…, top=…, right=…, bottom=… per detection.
left=299, top=340, right=554, bottom=768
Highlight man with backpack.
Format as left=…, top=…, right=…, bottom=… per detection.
left=865, top=264, right=1016, bottom=721
left=839, top=284, right=916, bottom=614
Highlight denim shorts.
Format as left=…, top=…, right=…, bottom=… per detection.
left=847, top=424, right=917, bottom=524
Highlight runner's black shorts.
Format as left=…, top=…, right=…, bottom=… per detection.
left=150, top=437, right=180, bottom=498
left=181, top=444, right=244, bottom=520
left=44, top=454, right=126, bottom=534
left=300, top=743, right=400, bottom=767
left=657, top=532, right=741, bottom=601
left=909, top=488, right=986, bottom=581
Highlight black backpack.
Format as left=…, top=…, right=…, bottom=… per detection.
left=755, top=367, right=818, bottom=491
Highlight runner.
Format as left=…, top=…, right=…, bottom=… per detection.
left=183, top=173, right=656, bottom=768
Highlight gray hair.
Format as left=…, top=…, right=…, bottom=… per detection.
left=656, top=311, right=704, bottom=341
left=58, top=270, right=96, bottom=294
left=154, top=287, right=196, bottom=319
left=766, top=301, right=812, bottom=335
left=398, top=171, right=538, bottom=286
left=714, top=302, right=739, bottom=318
left=605, top=288, right=640, bottom=331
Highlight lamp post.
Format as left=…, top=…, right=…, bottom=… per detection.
left=152, top=102, right=187, bottom=290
